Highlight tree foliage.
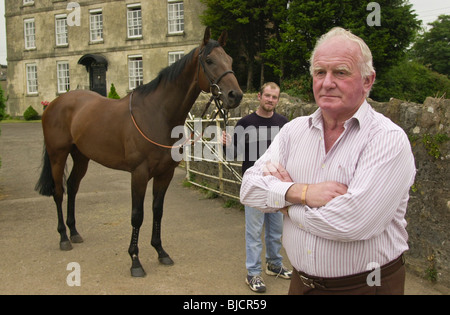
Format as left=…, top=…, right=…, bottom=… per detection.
left=23, top=106, right=39, bottom=121
left=264, top=0, right=420, bottom=80
left=371, top=58, right=450, bottom=103
left=0, top=84, right=6, bottom=121
left=412, top=15, right=450, bottom=77
left=201, top=0, right=421, bottom=94
left=108, top=83, right=120, bottom=99
left=200, top=0, right=288, bottom=90
left=371, top=14, right=450, bottom=102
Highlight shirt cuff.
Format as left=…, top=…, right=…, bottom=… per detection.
left=288, top=205, right=308, bottom=231
left=267, top=181, right=295, bottom=209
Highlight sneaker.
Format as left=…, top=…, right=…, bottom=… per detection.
left=246, top=275, right=266, bottom=293
left=265, top=263, right=292, bottom=279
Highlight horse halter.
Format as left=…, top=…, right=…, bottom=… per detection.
left=197, top=47, right=235, bottom=124
left=197, top=47, right=235, bottom=98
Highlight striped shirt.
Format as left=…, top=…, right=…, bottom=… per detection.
left=240, top=101, right=416, bottom=277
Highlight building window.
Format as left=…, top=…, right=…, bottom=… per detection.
left=168, top=1, right=184, bottom=34
left=128, top=55, right=143, bottom=90
left=89, top=9, right=103, bottom=42
left=23, top=0, right=34, bottom=5
left=55, top=15, right=68, bottom=46
left=127, top=4, right=142, bottom=39
left=24, top=18, right=36, bottom=49
left=26, top=63, right=38, bottom=94
left=168, top=51, right=184, bottom=66
left=57, top=61, right=70, bottom=93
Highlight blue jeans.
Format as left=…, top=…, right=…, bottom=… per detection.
left=245, top=205, right=283, bottom=276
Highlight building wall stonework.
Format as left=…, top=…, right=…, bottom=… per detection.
left=5, top=0, right=205, bottom=116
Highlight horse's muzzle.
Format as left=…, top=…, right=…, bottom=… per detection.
left=224, top=89, right=243, bottom=109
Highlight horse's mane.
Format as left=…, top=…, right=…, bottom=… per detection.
left=134, top=40, right=221, bottom=96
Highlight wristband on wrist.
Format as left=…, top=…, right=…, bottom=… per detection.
left=301, top=184, right=308, bottom=205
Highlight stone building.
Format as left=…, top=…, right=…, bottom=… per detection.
left=4, top=0, right=205, bottom=116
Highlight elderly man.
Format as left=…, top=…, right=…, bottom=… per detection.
left=240, top=28, right=416, bottom=295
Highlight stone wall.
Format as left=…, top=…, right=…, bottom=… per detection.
left=190, top=93, right=450, bottom=286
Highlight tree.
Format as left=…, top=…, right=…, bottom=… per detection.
left=264, top=0, right=421, bottom=81
left=371, top=58, right=450, bottom=103
left=412, top=15, right=450, bottom=76
left=201, top=0, right=421, bottom=94
left=0, top=84, right=6, bottom=121
left=200, top=0, right=288, bottom=91
left=108, top=83, right=120, bottom=99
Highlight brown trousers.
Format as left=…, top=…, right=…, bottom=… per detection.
left=289, top=264, right=406, bottom=295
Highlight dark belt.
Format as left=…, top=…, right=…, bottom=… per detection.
left=296, top=254, right=405, bottom=289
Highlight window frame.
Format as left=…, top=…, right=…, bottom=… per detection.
left=89, top=9, right=104, bottom=43
left=26, top=63, right=38, bottom=95
left=128, top=55, right=143, bottom=90
left=127, top=3, right=142, bottom=39
left=56, top=61, right=70, bottom=94
left=55, top=14, right=68, bottom=46
left=24, top=18, right=36, bottom=50
left=168, top=51, right=184, bottom=66
left=167, top=1, right=184, bottom=35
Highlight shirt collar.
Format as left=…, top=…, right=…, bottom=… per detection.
left=308, top=100, right=370, bottom=130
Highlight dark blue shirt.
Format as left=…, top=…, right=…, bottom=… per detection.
left=227, top=112, right=288, bottom=175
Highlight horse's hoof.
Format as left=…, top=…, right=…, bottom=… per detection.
left=70, top=234, right=84, bottom=244
left=60, top=241, right=73, bottom=251
left=159, top=256, right=174, bottom=266
left=130, top=267, right=146, bottom=278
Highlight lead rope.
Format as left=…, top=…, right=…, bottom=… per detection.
left=129, top=91, right=225, bottom=149
left=129, top=91, right=200, bottom=149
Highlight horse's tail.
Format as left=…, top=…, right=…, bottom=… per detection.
left=35, top=144, right=55, bottom=196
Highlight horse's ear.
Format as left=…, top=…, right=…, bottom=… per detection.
left=202, top=27, right=211, bottom=47
left=218, top=30, right=228, bottom=47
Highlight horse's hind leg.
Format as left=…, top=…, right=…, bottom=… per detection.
left=48, top=150, right=72, bottom=251
left=151, top=168, right=175, bottom=266
left=66, top=146, right=90, bottom=245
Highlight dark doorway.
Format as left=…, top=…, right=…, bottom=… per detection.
left=78, top=54, right=108, bottom=97
left=90, top=63, right=107, bottom=96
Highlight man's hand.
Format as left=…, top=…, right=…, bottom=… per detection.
left=221, top=131, right=232, bottom=146
left=280, top=207, right=289, bottom=217
left=263, top=161, right=293, bottom=182
left=263, top=161, right=348, bottom=208
left=286, top=182, right=348, bottom=208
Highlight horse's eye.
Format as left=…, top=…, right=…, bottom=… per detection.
left=206, top=58, right=213, bottom=65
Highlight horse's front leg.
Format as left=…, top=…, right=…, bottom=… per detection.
left=128, top=166, right=149, bottom=277
left=151, top=168, right=175, bottom=266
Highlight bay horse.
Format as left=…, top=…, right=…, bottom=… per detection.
left=35, top=27, right=243, bottom=277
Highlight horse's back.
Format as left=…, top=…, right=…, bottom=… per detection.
left=43, top=90, right=99, bottom=126
left=45, top=90, right=113, bottom=116
left=42, top=90, right=134, bottom=169
left=43, top=90, right=124, bottom=146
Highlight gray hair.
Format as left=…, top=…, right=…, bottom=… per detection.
left=309, top=27, right=375, bottom=79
